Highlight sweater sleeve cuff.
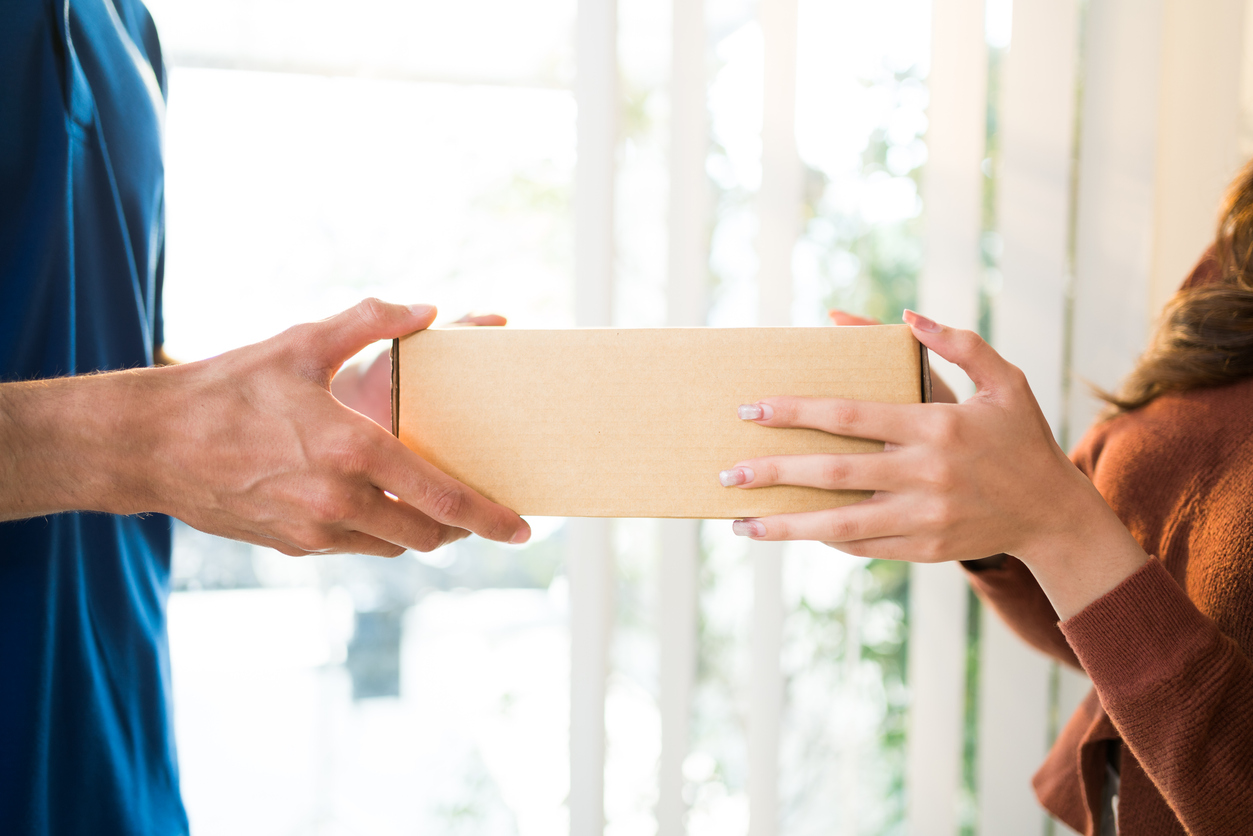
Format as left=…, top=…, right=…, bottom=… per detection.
left=1059, top=557, right=1223, bottom=698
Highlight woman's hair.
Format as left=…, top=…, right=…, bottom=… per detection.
left=1100, top=161, right=1253, bottom=414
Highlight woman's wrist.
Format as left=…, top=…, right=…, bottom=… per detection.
left=1014, top=479, right=1150, bottom=620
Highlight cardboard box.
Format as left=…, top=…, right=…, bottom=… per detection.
left=392, top=326, right=931, bottom=519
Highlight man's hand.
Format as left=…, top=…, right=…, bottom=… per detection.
left=331, top=312, right=506, bottom=427
left=0, top=299, right=531, bottom=557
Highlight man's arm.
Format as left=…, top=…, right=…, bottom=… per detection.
left=0, top=299, right=530, bottom=556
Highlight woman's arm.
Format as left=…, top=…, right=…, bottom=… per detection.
left=0, top=299, right=530, bottom=554
left=963, top=556, right=1081, bottom=668
left=721, top=311, right=1253, bottom=831
left=1059, top=557, right=1253, bottom=834
left=826, top=310, right=1080, bottom=664
left=726, top=310, right=1148, bottom=618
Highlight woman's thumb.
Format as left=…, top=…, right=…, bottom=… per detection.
left=903, top=309, right=1007, bottom=393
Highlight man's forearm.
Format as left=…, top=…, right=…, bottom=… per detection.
left=0, top=371, right=159, bottom=521
left=0, top=299, right=529, bottom=553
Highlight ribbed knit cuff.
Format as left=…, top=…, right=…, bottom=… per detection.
left=1059, top=557, right=1221, bottom=699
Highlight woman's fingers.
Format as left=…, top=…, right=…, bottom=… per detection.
left=732, top=497, right=900, bottom=543
left=741, top=396, right=921, bottom=444
left=720, top=451, right=901, bottom=491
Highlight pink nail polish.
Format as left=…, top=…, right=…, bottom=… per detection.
left=903, top=309, right=942, bottom=333
left=738, top=404, right=774, bottom=420
left=732, top=519, right=765, bottom=538
left=718, top=466, right=754, bottom=487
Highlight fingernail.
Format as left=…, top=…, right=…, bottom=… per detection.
left=719, top=466, right=754, bottom=487
left=408, top=303, right=436, bottom=318
left=509, top=524, right=531, bottom=545
left=738, top=403, right=773, bottom=420
left=732, top=519, right=765, bottom=539
left=903, top=309, right=941, bottom=332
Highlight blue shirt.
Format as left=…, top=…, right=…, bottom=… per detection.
left=0, top=1, right=187, bottom=832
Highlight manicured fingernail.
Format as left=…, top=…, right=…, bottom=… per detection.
left=738, top=403, right=773, bottom=420
left=719, top=466, right=754, bottom=487
left=732, top=519, right=765, bottom=539
left=408, top=303, right=436, bottom=318
left=509, top=524, right=531, bottom=545
left=903, top=309, right=941, bottom=332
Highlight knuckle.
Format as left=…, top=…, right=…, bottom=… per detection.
left=308, top=493, right=347, bottom=526
left=409, top=524, right=446, bottom=553
left=1008, top=366, right=1033, bottom=398
left=422, top=483, right=468, bottom=522
left=821, top=458, right=848, bottom=488
left=921, top=459, right=955, bottom=490
left=291, top=525, right=336, bottom=553
left=306, top=480, right=360, bottom=525
left=355, top=296, right=391, bottom=329
left=325, top=431, right=374, bottom=476
left=958, top=330, right=988, bottom=355
left=830, top=403, right=862, bottom=434
left=762, top=460, right=781, bottom=485
left=927, top=410, right=962, bottom=445
left=827, top=516, right=857, bottom=542
left=923, top=497, right=951, bottom=527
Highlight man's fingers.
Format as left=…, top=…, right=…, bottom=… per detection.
left=731, top=498, right=899, bottom=542
left=324, top=530, right=410, bottom=558
left=902, top=310, right=1017, bottom=394
left=719, top=452, right=900, bottom=491
left=740, top=396, right=920, bottom=444
left=371, top=440, right=530, bottom=545
left=451, top=313, right=508, bottom=327
left=213, top=526, right=315, bottom=557
left=309, top=298, right=438, bottom=372
left=827, top=310, right=881, bottom=327
left=225, top=523, right=403, bottom=557
left=351, top=491, right=470, bottom=553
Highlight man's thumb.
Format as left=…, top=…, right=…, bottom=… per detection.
left=312, top=298, right=437, bottom=371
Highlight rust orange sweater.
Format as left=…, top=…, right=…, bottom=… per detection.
left=967, top=371, right=1253, bottom=835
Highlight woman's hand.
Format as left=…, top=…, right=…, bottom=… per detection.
left=721, top=310, right=1148, bottom=619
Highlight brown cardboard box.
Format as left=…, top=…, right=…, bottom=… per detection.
left=392, top=326, right=931, bottom=519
